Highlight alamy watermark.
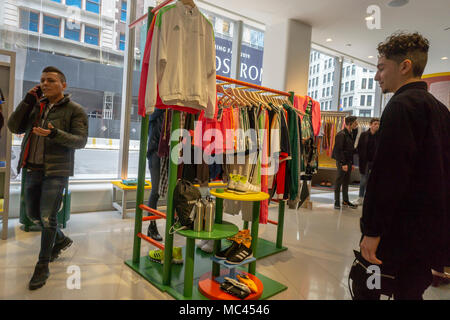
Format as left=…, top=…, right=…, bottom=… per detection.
left=66, top=265, right=81, bottom=290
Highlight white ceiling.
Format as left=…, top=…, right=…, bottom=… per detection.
left=203, top=0, right=450, bottom=75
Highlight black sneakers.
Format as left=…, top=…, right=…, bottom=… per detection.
left=334, top=203, right=341, bottom=210
left=29, top=263, right=50, bottom=290
left=342, top=201, right=358, bottom=209
left=147, top=221, right=163, bottom=241
left=50, top=236, right=73, bottom=262
left=225, top=243, right=253, bottom=265
left=215, top=241, right=240, bottom=260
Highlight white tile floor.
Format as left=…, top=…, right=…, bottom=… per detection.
left=0, top=188, right=448, bottom=300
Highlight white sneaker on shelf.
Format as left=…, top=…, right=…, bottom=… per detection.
left=200, top=240, right=214, bottom=253
left=197, top=239, right=208, bottom=249
left=234, top=176, right=260, bottom=195
left=226, top=174, right=240, bottom=193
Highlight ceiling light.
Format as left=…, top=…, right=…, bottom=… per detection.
left=388, top=0, right=409, bottom=7
left=365, top=16, right=374, bottom=21
left=368, top=56, right=374, bottom=59
left=442, top=57, right=449, bottom=60
left=326, top=38, right=333, bottom=42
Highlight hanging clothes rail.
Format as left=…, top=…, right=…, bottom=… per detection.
left=216, top=75, right=291, bottom=97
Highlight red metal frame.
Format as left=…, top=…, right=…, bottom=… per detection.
left=129, top=0, right=175, bottom=29
left=138, top=233, right=165, bottom=251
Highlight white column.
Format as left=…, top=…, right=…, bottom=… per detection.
left=262, top=19, right=312, bottom=95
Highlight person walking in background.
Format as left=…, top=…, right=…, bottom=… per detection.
left=8, top=66, right=88, bottom=290
left=146, top=108, right=164, bottom=241
left=356, top=118, right=380, bottom=205
left=332, top=116, right=359, bottom=210
left=359, top=32, right=449, bottom=299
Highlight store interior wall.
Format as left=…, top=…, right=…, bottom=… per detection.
left=262, top=19, right=311, bottom=94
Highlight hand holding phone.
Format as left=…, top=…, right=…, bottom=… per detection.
left=28, top=85, right=43, bottom=99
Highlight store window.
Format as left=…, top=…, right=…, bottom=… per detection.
left=85, top=25, right=99, bottom=45
left=20, top=10, right=39, bottom=32
left=64, top=21, right=81, bottom=41
left=240, top=25, right=264, bottom=85
left=43, top=15, right=61, bottom=37
left=86, top=0, right=100, bottom=14
left=2, top=0, right=132, bottom=181
left=66, top=0, right=82, bottom=9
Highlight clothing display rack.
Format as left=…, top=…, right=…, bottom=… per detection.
left=124, top=2, right=299, bottom=300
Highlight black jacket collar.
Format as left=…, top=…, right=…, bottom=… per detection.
left=394, top=81, right=428, bottom=96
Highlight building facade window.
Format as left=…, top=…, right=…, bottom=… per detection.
left=360, top=95, right=366, bottom=106
left=66, top=0, right=82, bottom=8
left=345, top=81, right=349, bottom=92
left=368, top=78, right=374, bottom=90
left=119, top=33, right=125, bottom=51
left=349, top=96, right=353, bottom=107
left=350, top=80, right=355, bottom=91
left=362, top=78, right=367, bottom=89
left=43, top=15, right=61, bottom=37
left=86, top=0, right=100, bottom=14
left=64, top=20, right=80, bottom=41
left=367, top=95, right=373, bottom=106
left=20, top=10, right=39, bottom=32
left=121, top=1, right=127, bottom=22
left=85, top=25, right=99, bottom=45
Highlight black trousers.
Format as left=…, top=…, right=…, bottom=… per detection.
left=335, top=161, right=352, bottom=204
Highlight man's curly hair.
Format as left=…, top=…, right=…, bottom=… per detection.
left=377, top=32, right=430, bottom=77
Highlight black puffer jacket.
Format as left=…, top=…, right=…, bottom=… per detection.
left=8, top=93, right=88, bottom=176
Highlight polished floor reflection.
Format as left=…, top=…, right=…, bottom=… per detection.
left=0, top=189, right=448, bottom=300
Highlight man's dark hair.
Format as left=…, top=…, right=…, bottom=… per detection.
left=42, top=66, right=66, bottom=83
left=377, top=32, right=429, bottom=77
left=370, top=118, right=380, bottom=125
left=345, top=116, right=357, bottom=126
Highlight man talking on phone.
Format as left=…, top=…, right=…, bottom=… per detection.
left=8, top=66, right=88, bottom=290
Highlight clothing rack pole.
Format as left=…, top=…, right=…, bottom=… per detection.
left=216, top=75, right=291, bottom=97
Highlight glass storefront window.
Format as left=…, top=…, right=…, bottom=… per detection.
left=307, top=49, right=337, bottom=111
left=240, top=25, right=264, bottom=85
left=341, top=59, right=377, bottom=117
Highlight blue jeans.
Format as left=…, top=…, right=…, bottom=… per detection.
left=359, top=166, right=372, bottom=198
left=25, top=170, right=68, bottom=264
left=147, top=152, right=160, bottom=211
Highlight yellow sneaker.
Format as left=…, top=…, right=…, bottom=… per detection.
left=236, top=274, right=258, bottom=293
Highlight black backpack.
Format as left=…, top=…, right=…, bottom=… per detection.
left=173, top=179, right=202, bottom=230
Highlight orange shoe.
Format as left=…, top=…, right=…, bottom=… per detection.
left=237, top=274, right=258, bottom=293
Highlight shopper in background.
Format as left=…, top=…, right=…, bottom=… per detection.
left=359, top=32, right=450, bottom=299
left=146, top=108, right=164, bottom=241
left=332, top=116, right=359, bottom=210
left=356, top=118, right=380, bottom=205
left=8, top=66, right=88, bottom=290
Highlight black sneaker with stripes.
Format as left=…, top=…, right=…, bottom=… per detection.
left=215, top=241, right=240, bottom=260
left=225, top=243, right=253, bottom=265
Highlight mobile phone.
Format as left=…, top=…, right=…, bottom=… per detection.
left=35, top=86, right=43, bottom=98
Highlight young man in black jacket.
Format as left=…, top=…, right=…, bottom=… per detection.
left=356, top=118, right=380, bottom=205
left=359, top=32, right=450, bottom=299
left=8, top=66, right=88, bottom=290
left=332, top=116, right=359, bottom=209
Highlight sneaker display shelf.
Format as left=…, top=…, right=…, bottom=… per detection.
left=125, top=7, right=289, bottom=299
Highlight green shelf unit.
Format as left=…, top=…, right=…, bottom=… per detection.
left=125, top=245, right=287, bottom=300
left=176, top=221, right=239, bottom=240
